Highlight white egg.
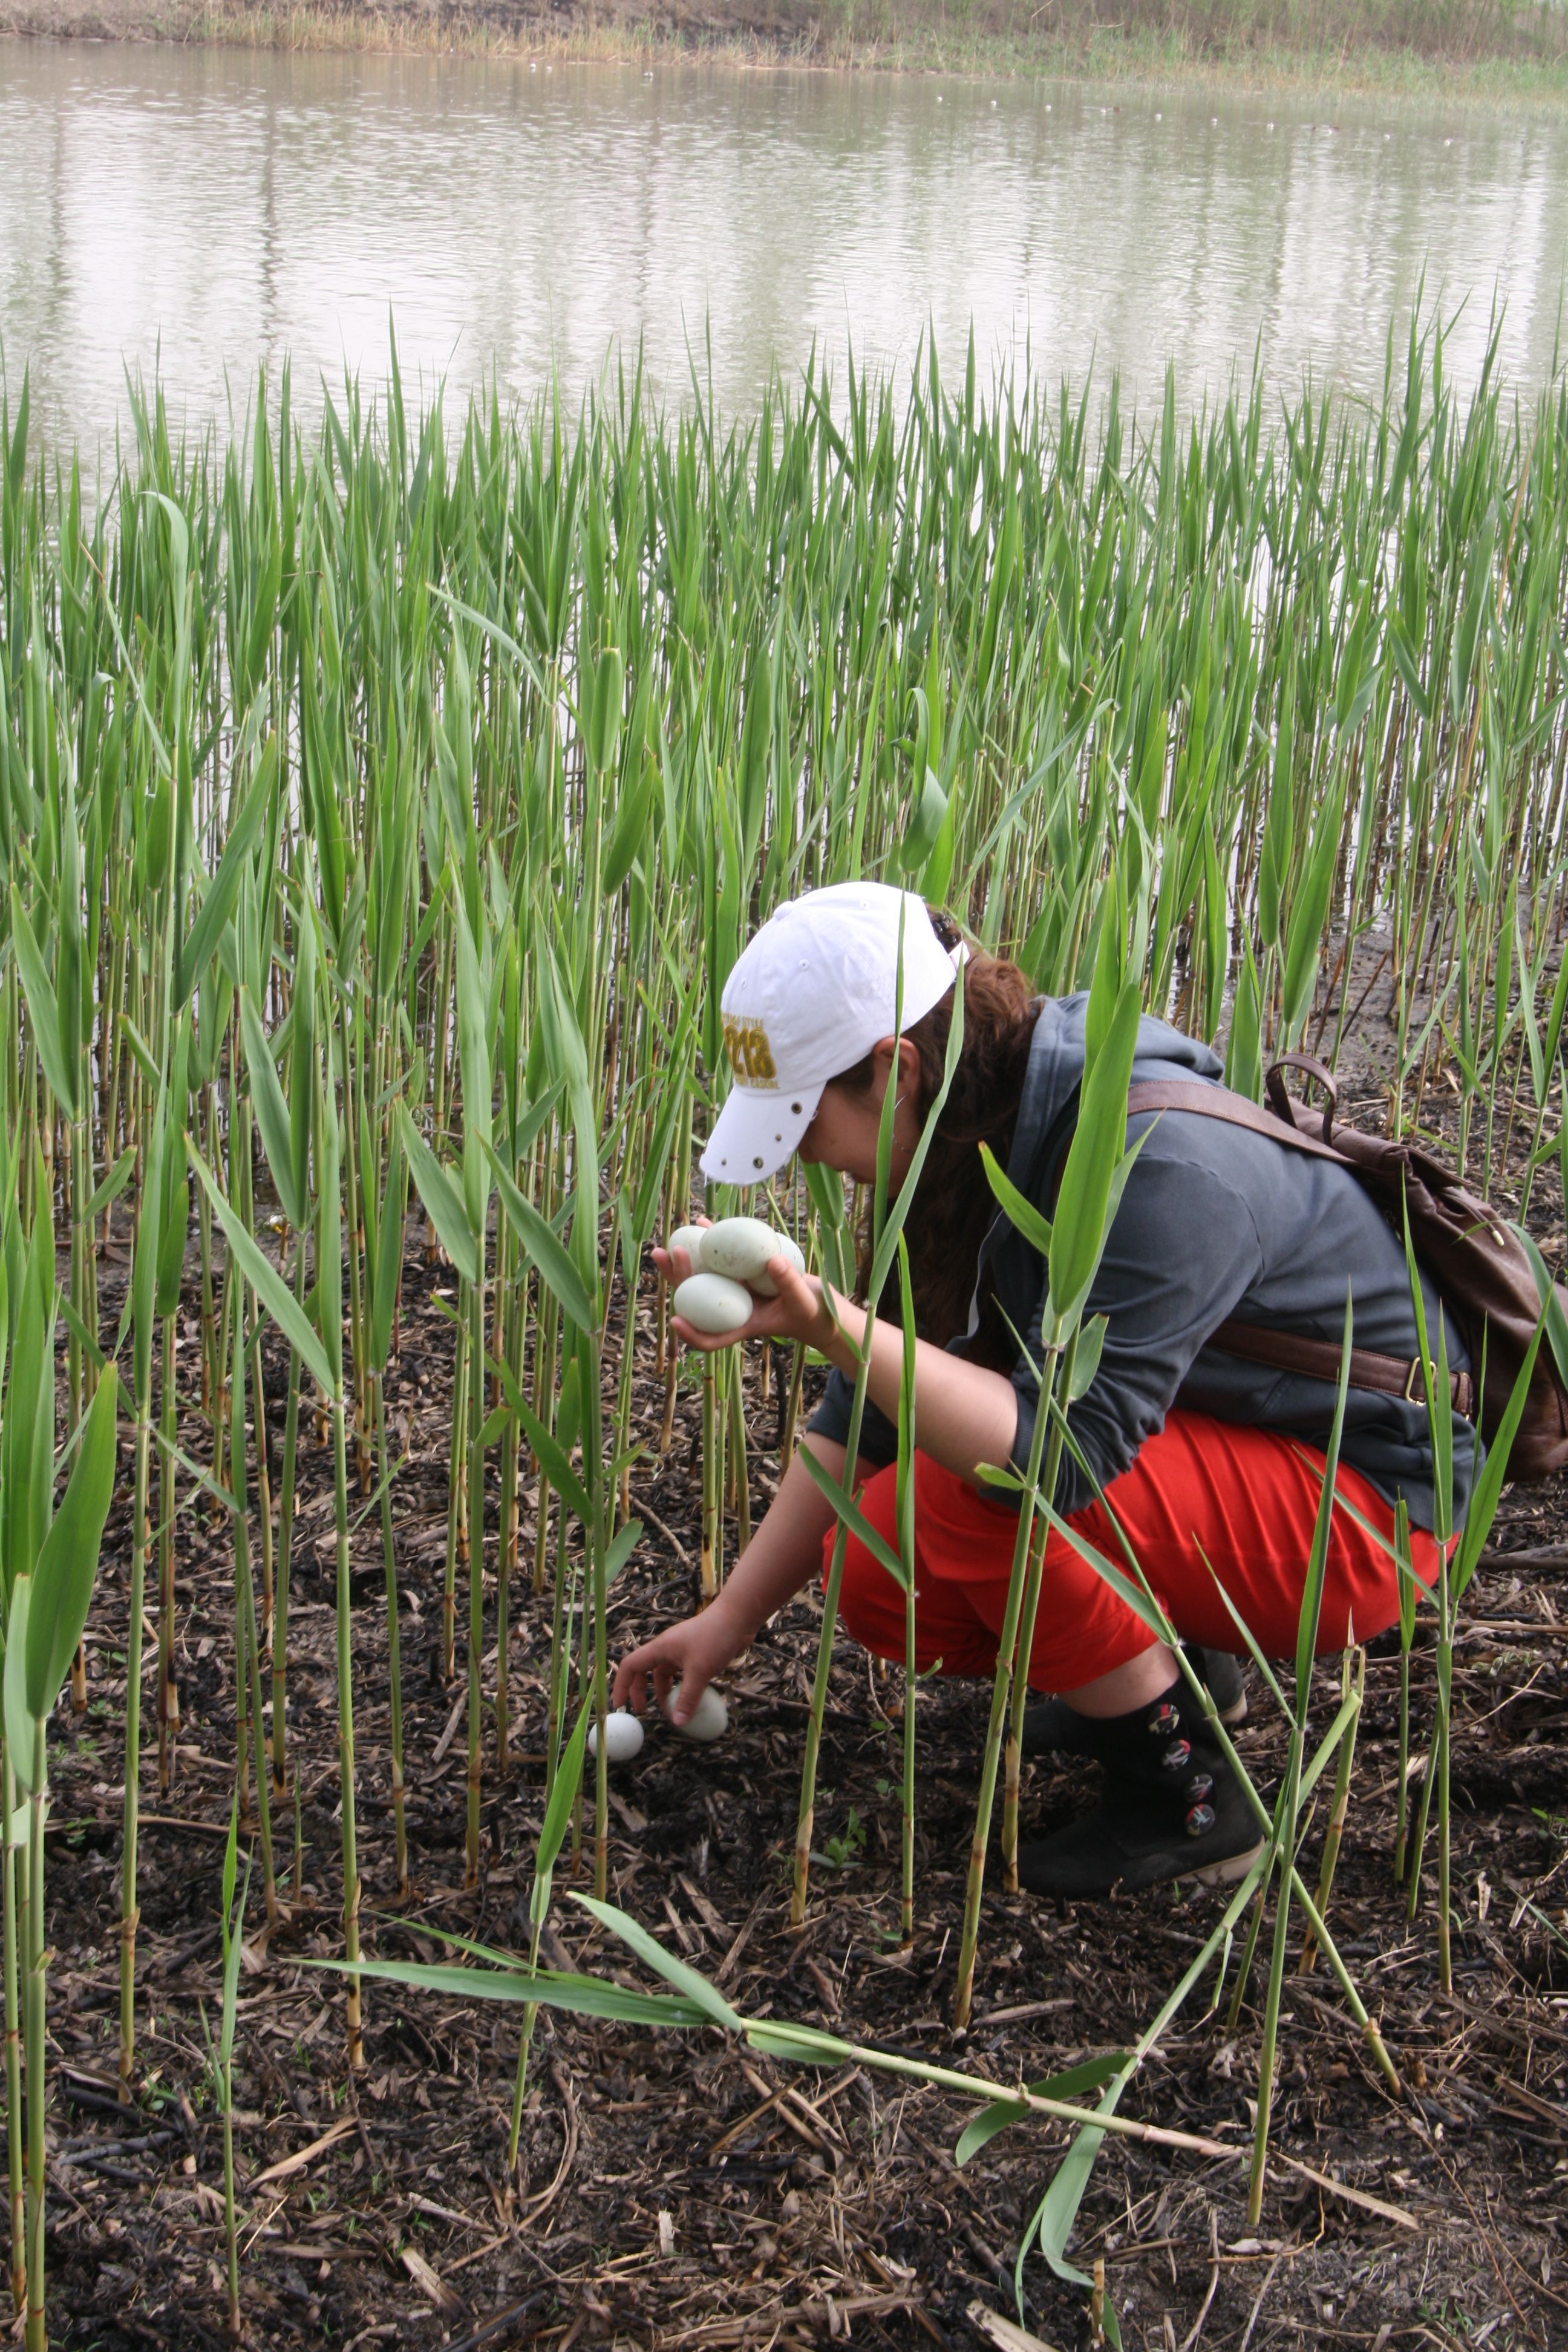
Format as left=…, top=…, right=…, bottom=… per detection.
left=587, top=1710, right=645, bottom=1763
left=667, top=1223, right=709, bottom=1269
left=748, top=1235, right=805, bottom=1296
left=673, top=1272, right=754, bottom=1335
left=667, top=1684, right=728, bottom=1742
left=699, top=1217, right=805, bottom=1297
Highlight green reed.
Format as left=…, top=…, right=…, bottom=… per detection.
left=0, top=306, right=1565, bottom=2335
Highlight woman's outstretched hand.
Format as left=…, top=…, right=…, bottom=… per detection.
left=612, top=1604, right=743, bottom=1726
left=649, top=1239, right=841, bottom=1361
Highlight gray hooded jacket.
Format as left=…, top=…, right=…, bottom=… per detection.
left=808, top=994, right=1477, bottom=1533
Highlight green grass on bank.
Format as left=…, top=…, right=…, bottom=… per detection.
left=162, top=0, right=1568, bottom=106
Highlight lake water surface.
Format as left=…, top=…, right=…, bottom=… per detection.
left=2, top=43, right=1567, bottom=448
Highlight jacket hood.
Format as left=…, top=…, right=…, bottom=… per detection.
left=961, top=994, right=1224, bottom=1350
left=1011, top=992, right=1225, bottom=1193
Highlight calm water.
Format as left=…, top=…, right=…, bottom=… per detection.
left=2, top=43, right=1567, bottom=448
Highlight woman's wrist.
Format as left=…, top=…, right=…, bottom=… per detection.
left=817, top=1282, right=866, bottom=1377
left=702, top=1583, right=762, bottom=1650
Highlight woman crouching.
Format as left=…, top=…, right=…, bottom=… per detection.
left=614, top=883, right=1471, bottom=1901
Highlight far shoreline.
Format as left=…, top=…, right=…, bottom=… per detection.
left=4, top=0, right=1568, bottom=110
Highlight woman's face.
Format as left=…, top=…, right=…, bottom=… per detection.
left=798, top=1035, right=925, bottom=1188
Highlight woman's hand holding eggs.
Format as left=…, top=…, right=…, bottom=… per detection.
left=661, top=1216, right=808, bottom=1346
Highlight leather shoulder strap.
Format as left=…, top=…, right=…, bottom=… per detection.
left=1124, top=1079, right=1348, bottom=1167
left=1121, top=1078, right=1477, bottom=1420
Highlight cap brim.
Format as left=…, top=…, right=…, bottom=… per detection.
left=698, top=1081, right=825, bottom=1186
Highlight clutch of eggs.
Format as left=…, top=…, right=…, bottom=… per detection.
left=665, top=1217, right=805, bottom=1318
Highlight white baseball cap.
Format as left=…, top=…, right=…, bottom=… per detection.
left=699, top=883, right=966, bottom=1186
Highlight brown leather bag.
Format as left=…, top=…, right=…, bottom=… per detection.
left=1124, top=1051, right=1568, bottom=1481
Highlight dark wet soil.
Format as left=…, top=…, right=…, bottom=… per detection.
left=34, top=973, right=1568, bottom=2352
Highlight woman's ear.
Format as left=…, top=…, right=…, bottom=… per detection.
left=871, top=1033, right=924, bottom=1103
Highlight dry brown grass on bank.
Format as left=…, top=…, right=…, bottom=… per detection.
left=8, top=0, right=1568, bottom=104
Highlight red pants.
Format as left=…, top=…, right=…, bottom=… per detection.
left=832, top=1409, right=1441, bottom=1691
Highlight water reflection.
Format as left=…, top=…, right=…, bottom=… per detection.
left=1, top=45, right=1565, bottom=447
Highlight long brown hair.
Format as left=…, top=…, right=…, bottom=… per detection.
left=832, top=909, right=1039, bottom=1350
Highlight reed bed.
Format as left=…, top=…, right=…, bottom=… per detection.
left=1, top=314, right=1566, bottom=2344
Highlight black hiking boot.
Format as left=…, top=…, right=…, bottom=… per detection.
left=1016, top=1681, right=1262, bottom=1901
left=1021, top=1645, right=1248, bottom=1760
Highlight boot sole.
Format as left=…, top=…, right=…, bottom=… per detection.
left=1184, top=1838, right=1264, bottom=1889
left=1218, top=1693, right=1247, bottom=1728
left=1019, top=1834, right=1267, bottom=1900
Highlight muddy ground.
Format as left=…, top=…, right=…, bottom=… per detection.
left=31, top=1021, right=1568, bottom=2352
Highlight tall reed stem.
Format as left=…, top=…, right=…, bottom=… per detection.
left=24, top=1722, right=46, bottom=2352
left=119, top=1399, right=151, bottom=2092
left=374, top=1374, right=408, bottom=1893
left=953, top=1343, right=1067, bottom=2027
left=3, top=1754, right=24, bottom=2318
left=466, top=1273, right=486, bottom=1889
left=1299, top=1648, right=1363, bottom=1975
